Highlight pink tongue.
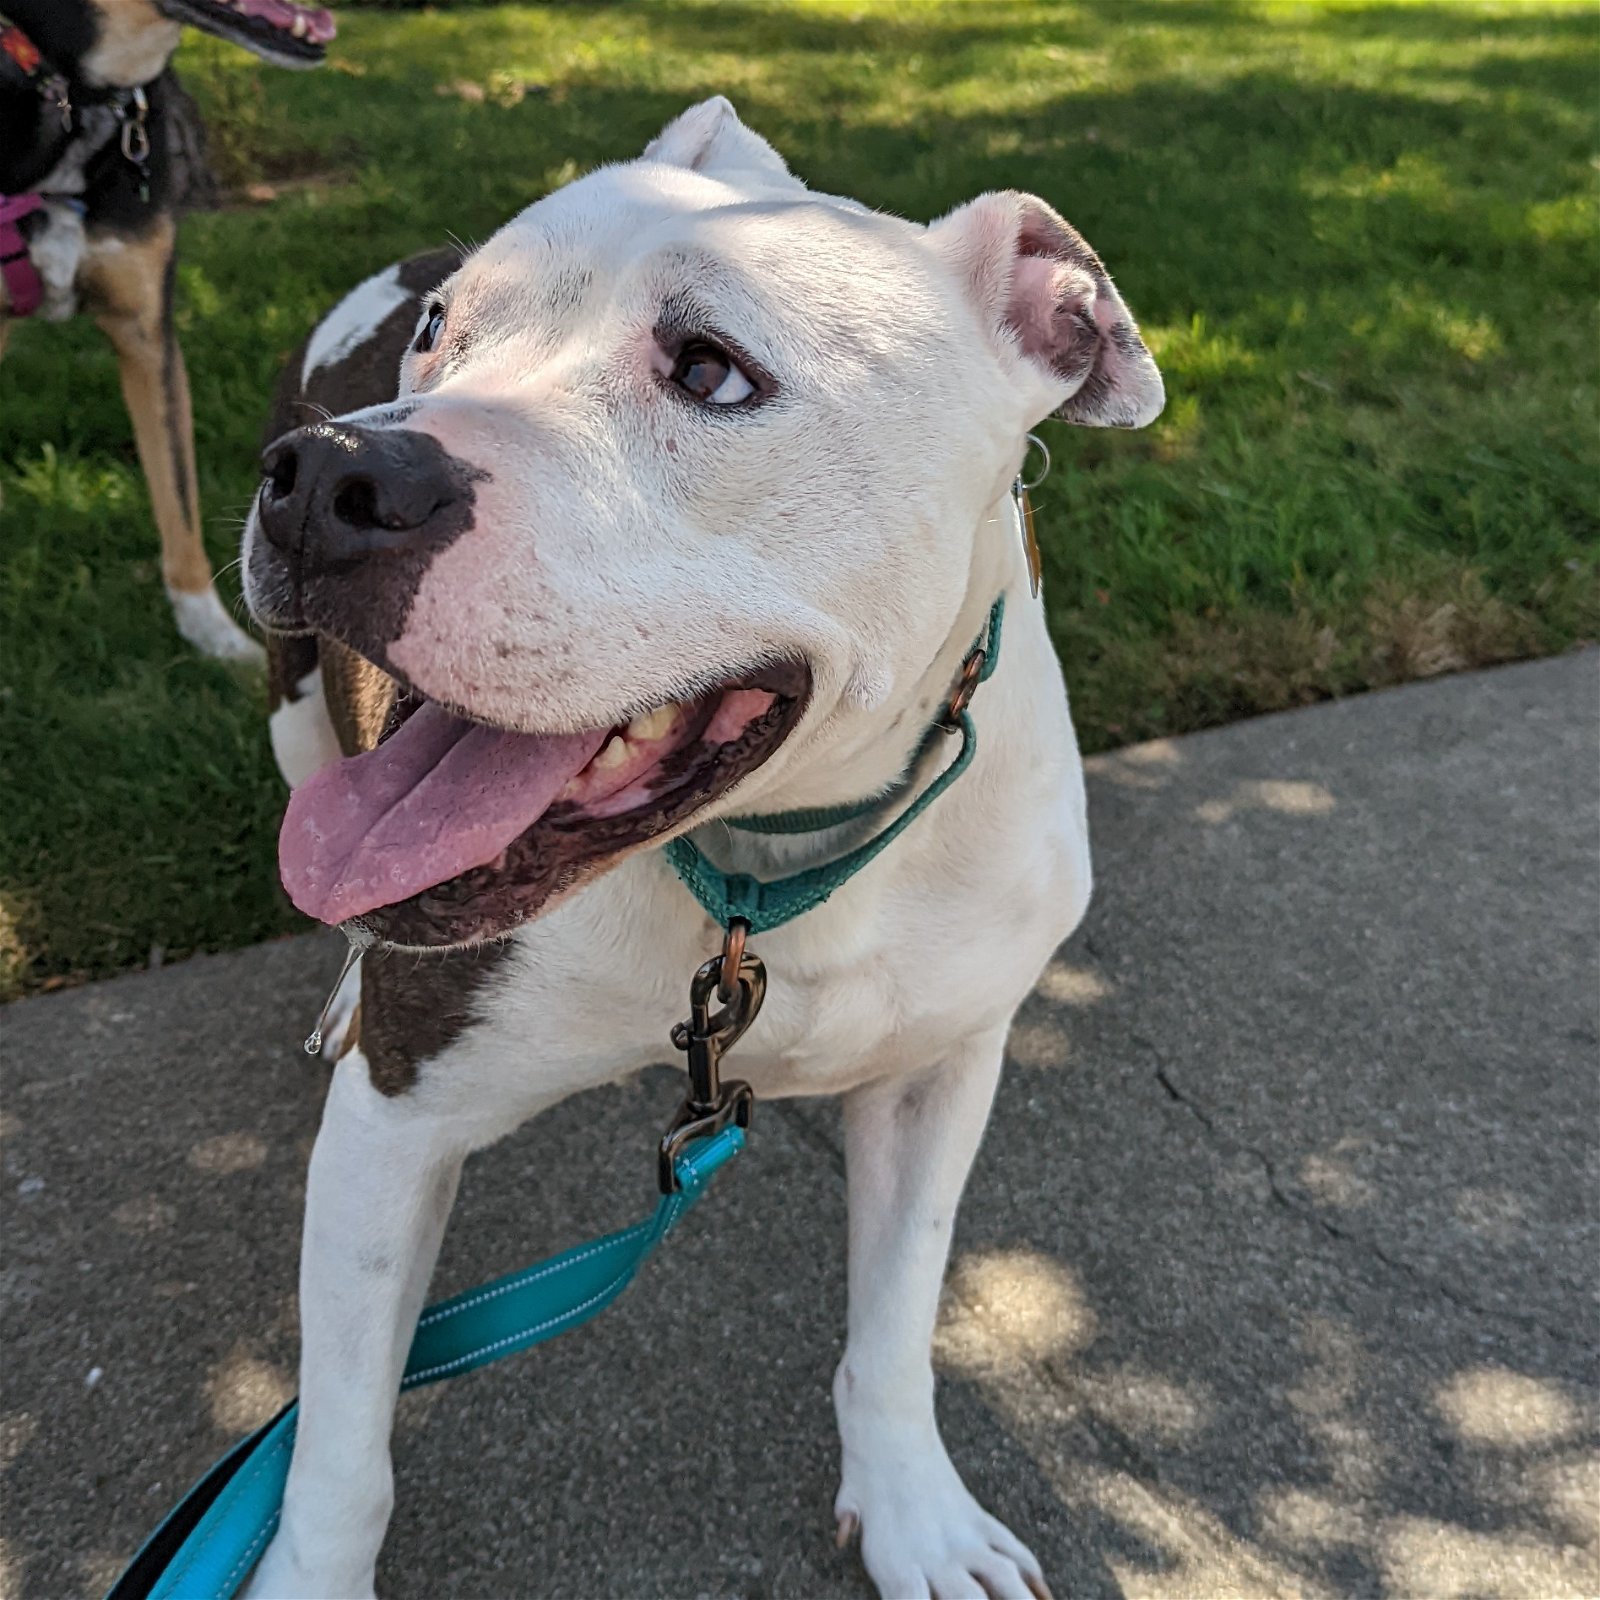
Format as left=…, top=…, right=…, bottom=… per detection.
left=280, top=701, right=607, bottom=925
left=239, top=0, right=337, bottom=44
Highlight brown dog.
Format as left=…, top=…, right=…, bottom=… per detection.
left=0, top=0, right=334, bottom=660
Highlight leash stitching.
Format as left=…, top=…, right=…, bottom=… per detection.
left=403, top=1272, right=642, bottom=1384
left=220, top=1508, right=281, bottom=1596
left=411, top=1218, right=655, bottom=1329
left=162, top=1428, right=294, bottom=1594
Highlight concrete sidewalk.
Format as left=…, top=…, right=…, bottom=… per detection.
left=4, top=654, right=1597, bottom=1599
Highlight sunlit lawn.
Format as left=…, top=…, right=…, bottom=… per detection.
left=2, top=0, right=1595, bottom=997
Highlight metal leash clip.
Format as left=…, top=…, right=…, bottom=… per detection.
left=658, top=919, right=763, bottom=1192
left=119, top=85, right=152, bottom=202
left=119, top=85, right=151, bottom=163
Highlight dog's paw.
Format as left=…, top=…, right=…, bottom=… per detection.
left=835, top=1443, right=1049, bottom=1600
left=168, top=585, right=267, bottom=666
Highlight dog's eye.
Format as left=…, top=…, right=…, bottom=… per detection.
left=414, top=303, right=446, bottom=355
left=670, top=341, right=754, bottom=406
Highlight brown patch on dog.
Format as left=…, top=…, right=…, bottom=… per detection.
left=320, top=637, right=399, bottom=758
left=261, top=249, right=465, bottom=733
left=266, top=633, right=320, bottom=715
left=263, top=248, right=462, bottom=444
left=359, top=942, right=512, bottom=1095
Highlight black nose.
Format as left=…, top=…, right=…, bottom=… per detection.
left=257, top=423, right=469, bottom=573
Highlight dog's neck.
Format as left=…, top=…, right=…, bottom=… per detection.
left=2, top=1, right=178, bottom=88
left=727, top=482, right=1025, bottom=822
left=81, top=12, right=179, bottom=88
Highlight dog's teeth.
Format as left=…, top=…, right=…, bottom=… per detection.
left=291, top=14, right=307, bottom=35
left=626, top=704, right=679, bottom=742
left=593, top=734, right=629, bottom=771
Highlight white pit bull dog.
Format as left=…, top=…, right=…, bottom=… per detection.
left=240, top=97, right=1163, bottom=1599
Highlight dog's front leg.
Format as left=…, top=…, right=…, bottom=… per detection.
left=242, top=1053, right=466, bottom=1600
left=81, top=221, right=263, bottom=663
left=834, top=1030, right=1049, bottom=1600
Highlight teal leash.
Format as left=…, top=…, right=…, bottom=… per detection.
left=108, top=594, right=1005, bottom=1600
left=109, top=1130, right=745, bottom=1600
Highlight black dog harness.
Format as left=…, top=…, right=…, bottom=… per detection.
left=0, top=10, right=154, bottom=317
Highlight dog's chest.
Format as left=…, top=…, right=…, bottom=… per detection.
left=690, top=939, right=1015, bottom=1101
left=24, top=202, right=89, bottom=320
left=34, top=107, right=118, bottom=199
left=452, top=904, right=1013, bottom=1109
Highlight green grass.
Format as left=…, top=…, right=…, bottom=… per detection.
left=2, top=0, right=1596, bottom=999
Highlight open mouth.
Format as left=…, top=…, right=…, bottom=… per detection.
left=161, top=0, right=336, bottom=65
left=279, top=662, right=809, bottom=948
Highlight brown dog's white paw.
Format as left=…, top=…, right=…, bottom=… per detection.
left=168, top=585, right=266, bottom=665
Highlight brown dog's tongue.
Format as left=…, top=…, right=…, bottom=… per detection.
left=279, top=702, right=607, bottom=925
left=239, top=0, right=337, bottom=43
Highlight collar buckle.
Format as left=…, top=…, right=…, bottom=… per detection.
left=941, top=644, right=988, bottom=732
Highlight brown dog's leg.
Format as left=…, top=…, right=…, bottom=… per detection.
left=81, top=220, right=262, bottom=662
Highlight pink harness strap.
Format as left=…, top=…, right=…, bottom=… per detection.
left=0, top=192, right=44, bottom=317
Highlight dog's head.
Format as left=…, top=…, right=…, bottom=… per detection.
left=245, top=98, right=1163, bottom=949
left=4, top=0, right=333, bottom=83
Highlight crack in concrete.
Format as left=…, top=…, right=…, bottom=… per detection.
left=1152, top=1061, right=1587, bottom=1351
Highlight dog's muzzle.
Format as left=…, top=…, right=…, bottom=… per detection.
left=249, top=421, right=485, bottom=641
left=257, top=421, right=474, bottom=573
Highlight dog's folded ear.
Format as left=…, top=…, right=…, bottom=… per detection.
left=644, top=97, right=804, bottom=193
left=929, top=191, right=1164, bottom=430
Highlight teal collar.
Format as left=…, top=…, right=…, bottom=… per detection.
left=664, top=596, right=1005, bottom=936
